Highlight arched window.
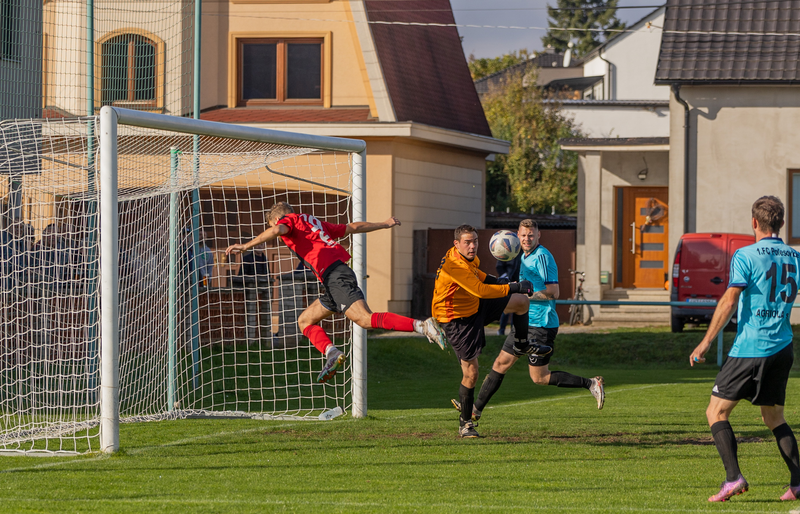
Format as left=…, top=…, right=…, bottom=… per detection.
left=99, top=31, right=162, bottom=110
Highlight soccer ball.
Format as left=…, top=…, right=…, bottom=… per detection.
left=489, top=230, right=521, bottom=262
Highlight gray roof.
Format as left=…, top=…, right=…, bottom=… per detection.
left=559, top=137, right=669, bottom=146
left=550, top=100, right=670, bottom=107
left=655, top=0, right=800, bottom=84
left=474, top=52, right=576, bottom=95
left=544, top=75, right=604, bottom=91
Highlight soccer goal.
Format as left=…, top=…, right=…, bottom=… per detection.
left=0, top=107, right=367, bottom=454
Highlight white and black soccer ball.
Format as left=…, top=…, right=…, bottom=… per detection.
left=489, top=230, right=521, bottom=262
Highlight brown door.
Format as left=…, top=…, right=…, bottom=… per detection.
left=615, top=187, right=669, bottom=289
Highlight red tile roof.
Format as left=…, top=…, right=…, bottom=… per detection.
left=365, top=1, right=492, bottom=137
left=201, top=108, right=374, bottom=123
left=42, top=108, right=68, bottom=119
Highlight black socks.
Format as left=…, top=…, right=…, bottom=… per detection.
left=512, top=313, right=529, bottom=343
left=711, top=420, right=741, bottom=482
left=459, top=384, right=474, bottom=425
left=773, top=423, right=800, bottom=487
left=548, top=371, right=592, bottom=389
left=475, top=370, right=505, bottom=411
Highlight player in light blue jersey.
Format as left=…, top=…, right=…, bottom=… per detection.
left=691, top=196, right=800, bottom=502
left=452, top=219, right=605, bottom=422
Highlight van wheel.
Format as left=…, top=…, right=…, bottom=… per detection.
left=671, top=314, right=684, bottom=333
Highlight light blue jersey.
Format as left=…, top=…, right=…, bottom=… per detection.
left=728, top=237, right=800, bottom=358
left=520, top=245, right=559, bottom=329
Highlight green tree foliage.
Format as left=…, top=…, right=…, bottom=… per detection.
left=541, top=0, right=626, bottom=57
left=483, top=70, right=581, bottom=214
left=467, top=49, right=531, bottom=80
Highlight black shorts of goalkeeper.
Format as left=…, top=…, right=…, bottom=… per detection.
left=441, top=296, right=511, bottom=361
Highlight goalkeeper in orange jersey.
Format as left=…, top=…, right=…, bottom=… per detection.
left=431, top=224, right=551, bottom=438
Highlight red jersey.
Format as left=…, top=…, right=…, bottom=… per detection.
left=275, top=213, right=351, bottom=282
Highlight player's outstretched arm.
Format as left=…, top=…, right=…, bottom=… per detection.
left=345, top=217, right=400, bottom=235
left=225, top=224, right=288, bottom=256
left=690, top=286, right=741, bottom=366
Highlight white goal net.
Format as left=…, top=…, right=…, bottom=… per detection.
left=0, top=108, right=366, bottom=454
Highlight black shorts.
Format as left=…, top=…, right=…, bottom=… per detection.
left=442, top=296, right=511, bottom=361
left=503, top=326, right=558, bottom=366
left=712, top=343, right=794, bottom=406
left=318, top=261, right=364, bottom=314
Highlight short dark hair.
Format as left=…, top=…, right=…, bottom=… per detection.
left=454, top=224, right=477, bottom=241
left=519, top=219, right=539, bottom=231
left=268, top=202, right=294, bottom=223
left=752, top=196, right=784, bottom=234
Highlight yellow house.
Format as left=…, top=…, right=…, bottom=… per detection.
left=32, top=0, right=509, bottom=316
left=194, top=0, right=508, bottom=315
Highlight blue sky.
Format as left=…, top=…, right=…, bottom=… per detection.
left=452, top=0, right=663, bottom=59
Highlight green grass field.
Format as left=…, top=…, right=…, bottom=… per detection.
left=2, top=327, right=800, bottom=513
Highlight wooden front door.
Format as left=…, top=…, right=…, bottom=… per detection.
left=615, top=187, right=669, bottom=289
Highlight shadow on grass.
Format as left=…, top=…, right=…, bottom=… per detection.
left=367, top=328, right=737, bottom=411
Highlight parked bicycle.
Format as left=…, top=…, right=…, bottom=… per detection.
left=568, top=269, right=591, bottom=326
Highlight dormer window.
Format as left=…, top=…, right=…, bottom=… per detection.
left=237, top=38, right=323, bottom=106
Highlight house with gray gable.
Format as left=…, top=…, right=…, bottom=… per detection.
left=562, top=0, right=800, bottom=326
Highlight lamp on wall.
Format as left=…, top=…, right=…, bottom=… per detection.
left=637, top=156, right=649, bottom=181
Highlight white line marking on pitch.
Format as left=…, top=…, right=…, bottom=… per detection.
left=0, top=497, right=785, bottom=513
left=0, top=382, right=685, bottom=474
left=0, top=419, right=358, bottom=474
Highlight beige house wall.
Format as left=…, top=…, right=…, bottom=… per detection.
left=32, top=1, right=504, bottom=320
left=362, top=138, right=487, bottom=315
left=576, top=149, right=668, bottom=298
left=667, top=89, right=687, bottom=269
left=576, top=151, right=601, bottom=301
left=669, top=86, right=800, bottom=266
left=599, top=151, right=669, bottom=288
left=204, top=1, right=372, bottom=110
left=43, top=1, right=192, bottom=117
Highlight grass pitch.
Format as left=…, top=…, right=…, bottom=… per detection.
left=2, top=327, right=800, bottom=513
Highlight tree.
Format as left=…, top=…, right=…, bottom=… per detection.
left=468, top=49, right=531, bottom=80
left=541, top=0, right=625, bottom=58
left=482, top=70, right=581, bottom=214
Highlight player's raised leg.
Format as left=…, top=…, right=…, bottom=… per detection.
left=345, top=300, right=447, bottom=350
left=503, top=294, right=553, bottom=357
left=297, top=300, right=343, bottom=383
left=528, top=350, right=603, bottom=410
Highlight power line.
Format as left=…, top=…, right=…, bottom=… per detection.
left=204, top=10, right=800, bottom=37
left=204, top=12, right=652, bottom=34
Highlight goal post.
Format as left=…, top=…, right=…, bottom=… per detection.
left=98, top=106, right=368, bottom=453
left=0, top=107, right=368, bottom=454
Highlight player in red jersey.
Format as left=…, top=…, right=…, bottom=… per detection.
left=226, top=202, right=447, bottom=383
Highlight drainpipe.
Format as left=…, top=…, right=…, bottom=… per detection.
left=598, top=51, right=613, bottom=100
left=671, top=84, right=690, bottom=234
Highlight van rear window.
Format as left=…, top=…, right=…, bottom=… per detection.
left=682, top=239, right=725, bottom=271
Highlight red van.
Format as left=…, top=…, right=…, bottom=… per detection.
left=670, top=232, right=755, bottom=332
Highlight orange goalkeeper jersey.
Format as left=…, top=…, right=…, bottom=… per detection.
left=431, top=246, right=511, bottom=323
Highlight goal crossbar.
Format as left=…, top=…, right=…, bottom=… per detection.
left=98, top=106, right=368, bottom=453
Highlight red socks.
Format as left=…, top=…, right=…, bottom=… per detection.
left=371, top=312, right=414, bottom=332
left=303, top=325, right=333, bottom=354
left=304, top=313, right=415, bottom=354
